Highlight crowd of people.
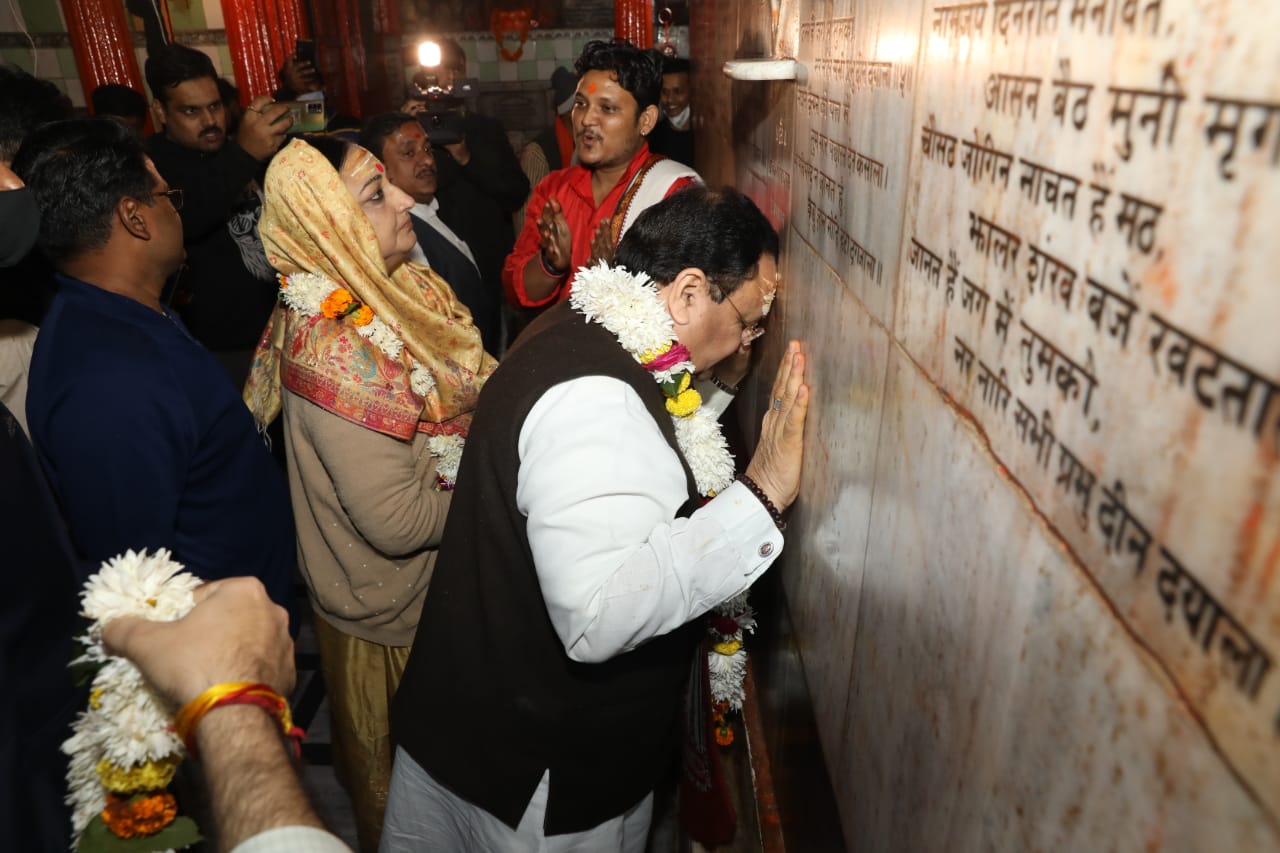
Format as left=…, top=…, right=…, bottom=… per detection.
left=0, top=33, right=807, bottom=853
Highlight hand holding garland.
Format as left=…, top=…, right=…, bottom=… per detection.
left=101, top=577, right=294, bottom=708
left=743, top=340, right=809, bottom=512
left=101, top=577, right=332, bottom=850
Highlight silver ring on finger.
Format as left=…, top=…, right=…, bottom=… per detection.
left=772, top=398, right=783, bottom=411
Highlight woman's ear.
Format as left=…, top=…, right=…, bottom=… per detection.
left=662, top=267, right=707, bottom=327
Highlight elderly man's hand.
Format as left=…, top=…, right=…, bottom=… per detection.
left=102, top=577, right=295, bottom=708
left=744, top=340, right=809, bottom=511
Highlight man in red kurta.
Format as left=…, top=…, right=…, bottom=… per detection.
left=503, top=40, right=700, bottom=309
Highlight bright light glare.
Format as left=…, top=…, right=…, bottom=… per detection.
left=418, top=41, right=441, bottom=67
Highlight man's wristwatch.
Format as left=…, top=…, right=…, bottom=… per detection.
left=709, top=374, right=739, bottom=395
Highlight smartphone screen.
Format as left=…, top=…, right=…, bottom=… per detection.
left=295, top=38, right=317, bottom=67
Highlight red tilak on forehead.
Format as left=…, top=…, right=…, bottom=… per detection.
left=375, top=162, right=385, bottom=173
left=587, top=83, right=597, bottom=94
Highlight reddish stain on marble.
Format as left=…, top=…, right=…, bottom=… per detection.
left=1259, top=530, right=1280, bottom=598
left=1233, top=500, right=1264, bottom=590
left=1146, top=260, right=1179, bottom=308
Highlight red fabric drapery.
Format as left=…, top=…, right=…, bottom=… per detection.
left=60, top=0, right=145, bottom=102
left=219, top=0, right=309, bottom=102
left=615, top=0, right=655, bottom=47
left=309, top=0, right=367, bottom=118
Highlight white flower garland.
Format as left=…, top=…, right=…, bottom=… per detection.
left=280, top=272, right=461, bottom=486
left=426, top=433, right=466, bottom=488
left=569, top=262, right=754, bottom=712
left=280, top=272, right=437, bottom=399
left=570, top=263, right=735, bottom=496
left=63, top=549, right=201, bottom=839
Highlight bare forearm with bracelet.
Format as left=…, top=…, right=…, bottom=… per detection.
left=195, top=703, right=324, bottom=850
left=521, top=252, right=569, bottom=303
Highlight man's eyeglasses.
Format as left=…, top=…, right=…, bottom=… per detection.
left=152, top=188, right=184, bottom=211
left=725, top=294, right=765, bottom=342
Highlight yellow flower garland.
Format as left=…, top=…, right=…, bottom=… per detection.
left=95, top=755, right=181, bottom=794
left=665, top=387, right=702, bottom=417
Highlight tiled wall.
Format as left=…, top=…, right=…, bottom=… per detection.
left=402, top=27, right=690, bottom=88
left=0, top=0, right=237, bottom=106
left=0, top=0, right=688, bottom=111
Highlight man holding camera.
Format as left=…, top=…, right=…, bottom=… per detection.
left=144, top=44, right=292, bottom=387
left=403, top=38, right=528, bottom=352
left=503, top=40, right=700, bottom=310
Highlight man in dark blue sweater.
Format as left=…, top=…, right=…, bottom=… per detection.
left=14, top=118, right=296, bottom=622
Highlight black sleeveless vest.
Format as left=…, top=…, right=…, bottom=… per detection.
left=391, top=301, right=702, bottom=834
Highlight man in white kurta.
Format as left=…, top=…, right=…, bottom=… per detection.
left=383, top=187, right=809, bottom=852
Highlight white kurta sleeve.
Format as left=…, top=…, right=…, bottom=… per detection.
left=516, top=375, right=783, bottom=664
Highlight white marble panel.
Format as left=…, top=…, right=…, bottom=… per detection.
left=839, top=346, right=1277, bottom=849
left=789, top=0, right=921, bottom=325
left=897, top=0, right=1280, bottom=809
left=699, top=0, right=1280, bottom=843
left=772, top=236, right=892, bottom=777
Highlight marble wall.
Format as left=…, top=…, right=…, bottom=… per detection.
left=694, top=0, right=1280, bottom=846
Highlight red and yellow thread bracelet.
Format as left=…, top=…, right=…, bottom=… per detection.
left=172, top=682, right=305, bottom=760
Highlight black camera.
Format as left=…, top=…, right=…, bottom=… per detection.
left=410, top=73, right=475, bottom=146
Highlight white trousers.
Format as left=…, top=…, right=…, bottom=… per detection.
left=379, top=746, right=653, bottom=853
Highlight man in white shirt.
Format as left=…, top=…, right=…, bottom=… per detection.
left=359, top=113, right=501, bottom=353
left=382, top=186, right=808, bottom=851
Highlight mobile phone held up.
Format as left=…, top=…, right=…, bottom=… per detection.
left=293, top=37, right=324, bottom=93
left=295, top=38, right=317, bottom=69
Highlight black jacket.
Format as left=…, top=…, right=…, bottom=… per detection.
left=146, top=134, right=277, bottom=355
left=434, top=112, right=530, bottom=346
left=410, top=212, right=499, bottom=353
left=391, top=303, right=701, bottom=834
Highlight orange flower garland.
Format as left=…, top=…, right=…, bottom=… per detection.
left=320, top=287, right=355, bottom=319
left=349, top=305, right=374, bottom=326
left=101, top=791, right=178, bottom=839
left=712, top=700, right=734, bottom=747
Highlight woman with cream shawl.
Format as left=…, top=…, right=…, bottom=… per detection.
left=245, top=137, right=496, bottom=851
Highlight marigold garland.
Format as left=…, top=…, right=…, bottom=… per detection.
left=277, top=272, right=462, bottom=488
left=63, top=549, right=201, bottom=848
left=712, top=700, right=735, bottom=746
left=319, top=287, right=354, bottom=319
left=95, top=755, right=181, bottom=794
left=101, top=791, right=179, bottom=839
